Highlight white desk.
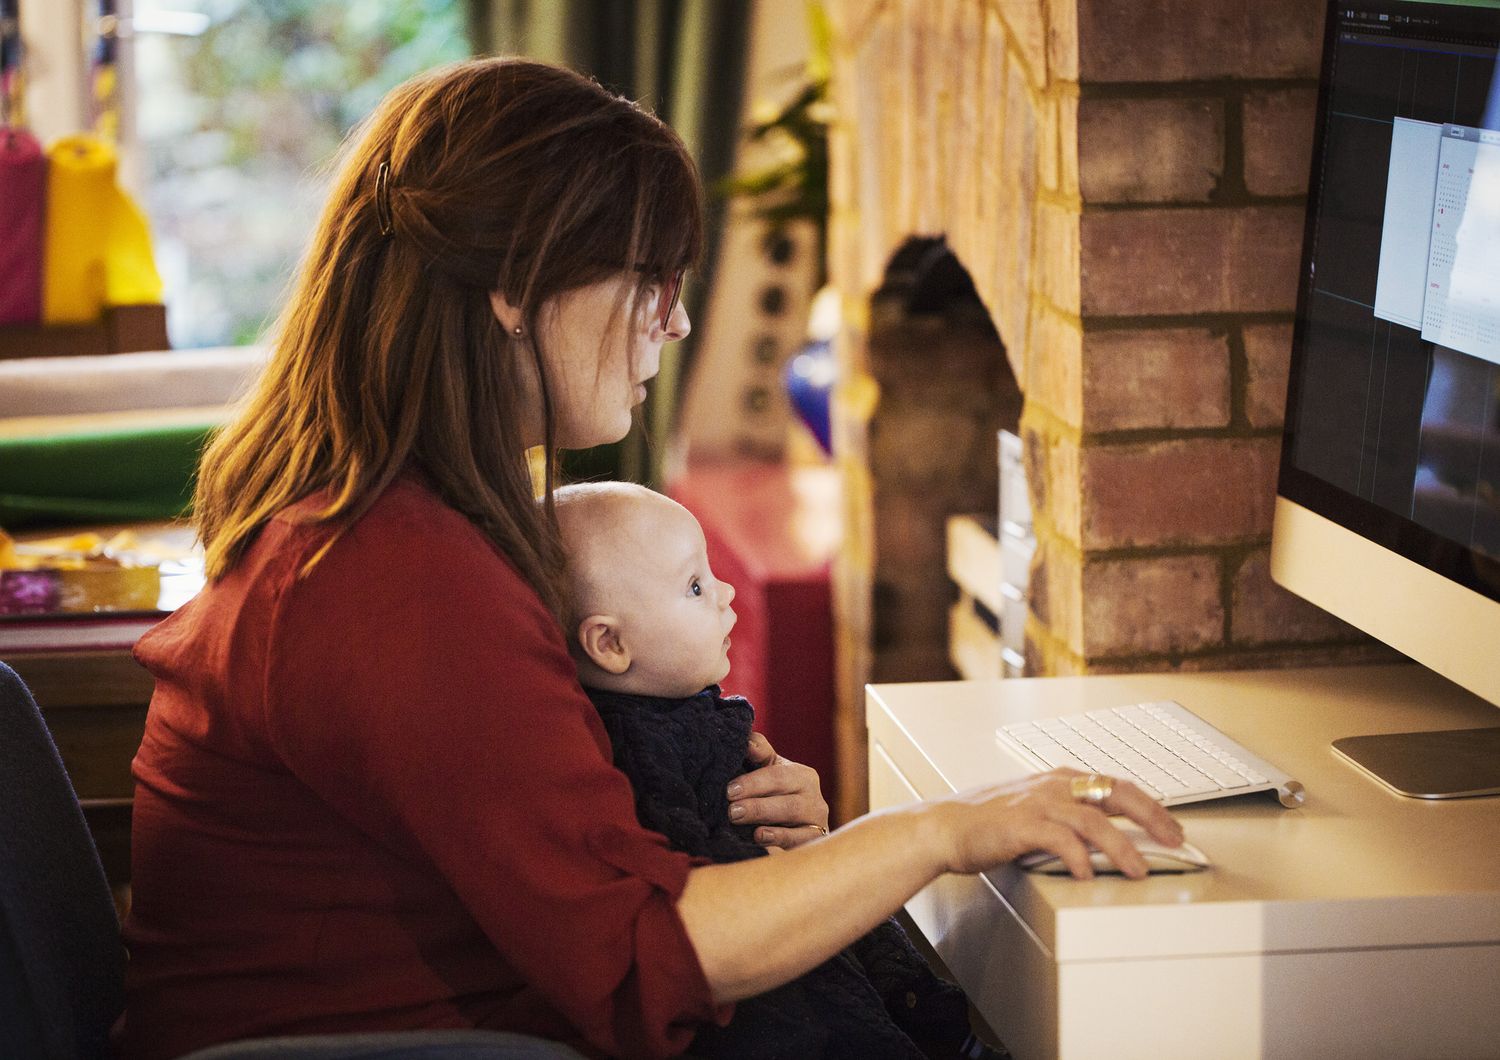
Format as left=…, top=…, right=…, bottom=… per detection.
left=866, top=665, right=1500, bottom=1060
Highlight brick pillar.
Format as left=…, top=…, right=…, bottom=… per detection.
left=824, top=0, right=1398, bottom=821
left=1024, top=0, right=1398, bottom=676
left=826, top=0, right=1074, bottom=820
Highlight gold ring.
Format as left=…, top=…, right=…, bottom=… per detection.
left=813, top=824, right=829, bottom=836
left=1069, top=773, right=1115, bottom=805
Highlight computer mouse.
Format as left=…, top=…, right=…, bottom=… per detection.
left=1016, top=831, right=1210, bottom=875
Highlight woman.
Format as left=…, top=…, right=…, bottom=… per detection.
left=118, top=58, right=1181, bottom=1060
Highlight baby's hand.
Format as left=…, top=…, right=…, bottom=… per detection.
left=726, top=732, right=831, bottom=849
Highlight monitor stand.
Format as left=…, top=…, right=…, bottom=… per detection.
left=1332, top=727, right=1500, bottom=799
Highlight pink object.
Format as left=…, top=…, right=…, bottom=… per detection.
left=0, top=126, right=46, bottom=326
left=0, top=569, right=60, bottom=615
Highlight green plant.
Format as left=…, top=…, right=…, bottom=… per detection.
left=714, top=3, right=832, bottom=284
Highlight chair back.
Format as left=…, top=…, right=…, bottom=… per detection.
left=0, top=661, right=125, bottom=1059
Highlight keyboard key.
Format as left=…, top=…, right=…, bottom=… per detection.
left=1160, top=778, right=1220, bottom=797
left=1134, top=771, right=1176, bottom=792
left=1023, top=737, right=1066, bottom=759
left=1018, top=739, right=1090, bottom=773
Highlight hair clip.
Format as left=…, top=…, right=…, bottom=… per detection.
left=375, top=161, right=394, bottom=237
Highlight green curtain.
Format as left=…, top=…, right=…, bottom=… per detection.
left=470, top=0, right=751, bottom=486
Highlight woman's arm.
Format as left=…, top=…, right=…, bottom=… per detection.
left=678, top=769, right=1180, bottom=1002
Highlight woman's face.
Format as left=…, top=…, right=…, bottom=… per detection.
left=496, top=273, right=691, bottom=450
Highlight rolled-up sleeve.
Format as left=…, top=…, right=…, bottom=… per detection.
left=264, top=501, right=730, bottom=1057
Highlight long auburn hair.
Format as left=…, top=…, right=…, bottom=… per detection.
left=194, top=58, right=703, bottom=619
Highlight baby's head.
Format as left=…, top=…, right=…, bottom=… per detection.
left=556, top=482, right=737, bottom=698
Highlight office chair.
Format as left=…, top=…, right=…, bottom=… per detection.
left=0, top=660, right=125, bottom=1058
left=0, top=662, right=581, bottom=1060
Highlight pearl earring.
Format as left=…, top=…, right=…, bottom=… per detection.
left=512, top=325, right=523, bottom=336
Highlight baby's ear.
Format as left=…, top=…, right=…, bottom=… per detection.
left=577, top=615, right=631, bottom=675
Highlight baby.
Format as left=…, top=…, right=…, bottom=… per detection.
left=555, top=482, right=994, bottom=1060
left=558, top=480, right=738, bottom=703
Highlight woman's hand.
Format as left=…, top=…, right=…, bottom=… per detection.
left=934, top=769, right=1184, bottom=880
left=727, top=732, right=830, bottom=849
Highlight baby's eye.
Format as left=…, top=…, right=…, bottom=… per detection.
left=689, top=578, right=703, bottom=597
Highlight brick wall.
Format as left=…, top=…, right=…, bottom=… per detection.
left=825, top=0, right=1392, bottom=820
left=1029, top=0, right=1395, bottom=677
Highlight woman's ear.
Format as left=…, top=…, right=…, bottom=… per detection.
left=577, top=615, right=631, bottom=675
left=488, top=289, right=524, bottom=335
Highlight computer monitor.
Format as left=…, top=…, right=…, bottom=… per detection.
left=1272, top=0, right=1500, bottom=797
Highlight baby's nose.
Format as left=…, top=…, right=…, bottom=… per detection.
left=720, top=580, right=736, bottom=606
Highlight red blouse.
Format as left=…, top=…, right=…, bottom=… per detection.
left=115, top=474, right=727, bottom=1060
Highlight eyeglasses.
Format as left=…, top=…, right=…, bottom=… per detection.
left=633, top=265, right=685, bottom=331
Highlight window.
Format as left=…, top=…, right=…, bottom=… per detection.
left=132, top=0, right=471, bottom=347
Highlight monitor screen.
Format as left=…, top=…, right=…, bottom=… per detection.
left=1282, top=0, right=1500, bottom=589
left=1275, top=0, right=1500, bottom=792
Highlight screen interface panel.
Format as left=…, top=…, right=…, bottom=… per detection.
left=1286, top=0, right=1500, bottom=594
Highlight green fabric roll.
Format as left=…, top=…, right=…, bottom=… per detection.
left=0, top=421, right=215, bottom=527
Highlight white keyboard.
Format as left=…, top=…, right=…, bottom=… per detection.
left=996, top=700, right=1305, bottom=808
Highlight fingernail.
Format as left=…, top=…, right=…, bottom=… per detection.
left=727, top=782, right=743, bottom=798
left=729, top=804, right=745, bottom=821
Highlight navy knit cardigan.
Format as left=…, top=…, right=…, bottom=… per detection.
left=587, top=685, right=975, bottom=1060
